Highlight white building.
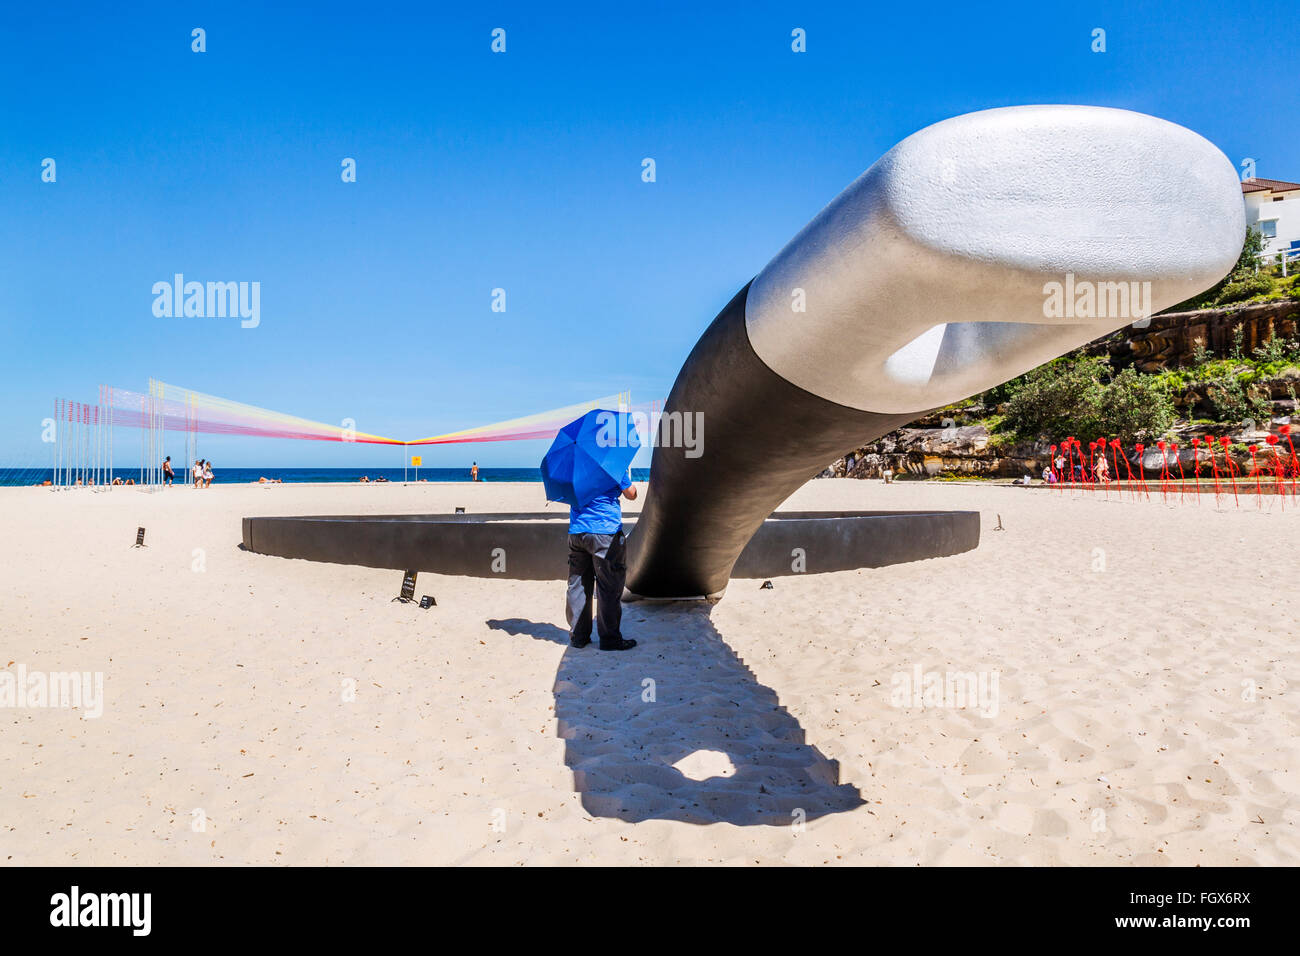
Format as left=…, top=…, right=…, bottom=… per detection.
left=1242, top=177, right=1300, bottom=263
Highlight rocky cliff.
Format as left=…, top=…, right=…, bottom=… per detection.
left=1085, top=299, right=1300, bottom=372
left=823, top=299, right=1300, bottom=480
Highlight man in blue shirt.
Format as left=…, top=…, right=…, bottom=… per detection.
left=566, top=470, right=638, bottom=650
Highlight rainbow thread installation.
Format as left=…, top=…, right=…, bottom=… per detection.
left=47, top=379, right=649, bottom=488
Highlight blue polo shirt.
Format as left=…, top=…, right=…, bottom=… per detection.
left=569, top=472, right=632, bottom=534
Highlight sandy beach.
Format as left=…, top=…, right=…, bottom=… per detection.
left=2, top=478, right=1296, bottom=866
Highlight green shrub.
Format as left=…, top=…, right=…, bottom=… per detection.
left=1165, top=226, right=1266, bottom=311
left=1002, top=357, right=1106, bottom=439
left=1094, top=368, right=1177, bottom=440
left=1218, top=273, right=1275, bottom=305
left=1253, top=335, right=1300, bottom=365
left=1001, top=357, right=1175, bottom=442
left=1202, top=374, right=1271, bottom=426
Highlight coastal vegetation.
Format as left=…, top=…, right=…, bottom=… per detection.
left=1170, top=226, right=1300, bottom=311
left=954, top=227, right=1300, bottom=446
left=828, top=229, right=1300, bottom=479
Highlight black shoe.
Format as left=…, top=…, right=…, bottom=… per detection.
left=569, top=636, right=591, bottom=648
left=599, top=638, right=637, bottom=651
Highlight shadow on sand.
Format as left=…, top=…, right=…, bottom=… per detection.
left=487, top=604, right=862, bottom=826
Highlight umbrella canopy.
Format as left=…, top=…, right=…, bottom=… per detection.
left=541, top=409, right=642, bottom=508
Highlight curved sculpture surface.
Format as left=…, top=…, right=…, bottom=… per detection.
left=625, top=105, right=1246, bottom=599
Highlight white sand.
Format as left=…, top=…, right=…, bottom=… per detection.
left=1, top=478, right=1296, bottom=865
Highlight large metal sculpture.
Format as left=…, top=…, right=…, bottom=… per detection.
left=624, top=105, right=1245, bottom=599
left=244, top=106, right=1246, bottom=601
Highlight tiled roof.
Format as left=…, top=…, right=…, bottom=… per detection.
left=1242, top=177, right=1300, bottom=194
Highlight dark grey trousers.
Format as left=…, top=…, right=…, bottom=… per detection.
left=566, top=531, right=626, bottom=645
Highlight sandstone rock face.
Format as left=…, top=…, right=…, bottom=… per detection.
left=1089, top=300, right=1300, bottom=373
left=827, top=425, right=1051, bottom=479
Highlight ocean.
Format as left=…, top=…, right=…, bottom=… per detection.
left=0, top=466, right=653, bottom=487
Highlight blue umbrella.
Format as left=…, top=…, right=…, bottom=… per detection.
left=541, top=409, right=642, bottom=508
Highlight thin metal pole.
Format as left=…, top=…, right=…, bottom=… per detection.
left=152, top=379, right=158, bottom=489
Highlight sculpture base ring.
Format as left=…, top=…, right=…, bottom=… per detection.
left=240, top=510, right=980, bottom=595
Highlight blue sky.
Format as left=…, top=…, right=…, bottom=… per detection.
left=1, top=0, right=1295, bottom=468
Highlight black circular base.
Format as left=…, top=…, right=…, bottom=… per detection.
left=241, top=509, right=980, bottom=592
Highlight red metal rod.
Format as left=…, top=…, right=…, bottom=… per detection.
left=1110, top=440, right=1123, bottom=501
left=1205, top=435, right=1222, bottom=502
left=1249, top=445, right=1262, bottom=506
left=1219, top=436, right=1239, bottom=508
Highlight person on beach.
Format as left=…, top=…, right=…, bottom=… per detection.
left=566, top=470, right=637, bottom=652
left=471, top=462, right=479, bottom=482
left=203, top=462, right=214, bottom=488
left=163, top=456, right=174, bottom=486
left=193, top=460, right=203, bottom=488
